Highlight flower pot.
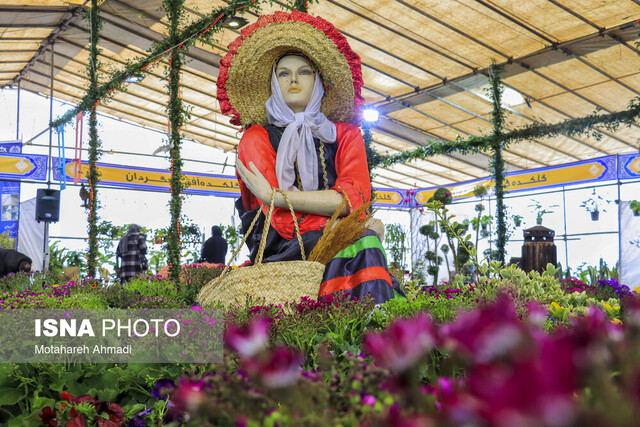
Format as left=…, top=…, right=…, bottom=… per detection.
left=634, top=210, right=640, bottom=217
left=591, top=210, right=600, bottom=221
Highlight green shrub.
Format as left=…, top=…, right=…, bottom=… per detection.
left=179, top=264, right=224, bottom=305
left=124, top=276, right=178, bottom=300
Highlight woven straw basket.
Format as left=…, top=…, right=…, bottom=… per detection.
left=197, top=188, right=325, bottom=308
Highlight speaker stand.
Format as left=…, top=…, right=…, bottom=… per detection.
left=42, top=222, right=50, bottom=272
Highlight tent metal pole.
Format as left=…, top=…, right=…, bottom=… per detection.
left=561, top=186, right=569, bottom=272
left=43, top=44, right=55, bottom=272
left=16, top=81, right=20, bottom=141
left=617, top=154, right=622, bottom=281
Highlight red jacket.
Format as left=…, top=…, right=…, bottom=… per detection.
left=237, top=122, right=371, bottom=239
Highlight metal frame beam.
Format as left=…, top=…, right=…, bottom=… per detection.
left=4, top=3, right=86, bottom=89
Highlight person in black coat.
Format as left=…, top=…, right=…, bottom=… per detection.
left=0, top=248, right=32, bottom=277
left=200, top=226, right=228, bottom=264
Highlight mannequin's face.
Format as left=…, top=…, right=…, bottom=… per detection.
left=275, top=55, right=315, bottom=113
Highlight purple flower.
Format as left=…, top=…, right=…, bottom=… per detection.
left=151, top=378, right=175, bottom=401
left=128, top=416, right=148, bottom=427
left=363, top=313, right=436, bottom=372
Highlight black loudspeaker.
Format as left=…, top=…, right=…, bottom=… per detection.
left=35, top=189, right=60, bottom=223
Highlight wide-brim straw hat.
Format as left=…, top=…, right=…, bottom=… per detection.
left=217, top=10, right=364, bottom=127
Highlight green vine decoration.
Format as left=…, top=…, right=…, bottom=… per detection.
left=375, top=99, right=640, bottom=168
left=488, top=63, right=507, bottom=264
left=49, top=0, right=270, bottom=129
left=86, top=0, right=103, bottom=278
left=164, top=0, right=187, bottom=283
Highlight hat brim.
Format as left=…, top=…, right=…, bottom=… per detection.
left=217, top=11, right=364, bottom=127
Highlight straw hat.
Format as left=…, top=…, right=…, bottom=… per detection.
left=217, top=10, right=364, bottom=127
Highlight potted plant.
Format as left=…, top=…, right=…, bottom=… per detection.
left=428, top=187, right=453, bottom=205
left=528, top=200, right=559, bottom=226
left=512, top=214, right=524, bottom=227
left=580, top=192, right=610, bottom=221
left=630, top=200, right=640, bottom=217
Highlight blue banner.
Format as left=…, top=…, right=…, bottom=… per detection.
left=618, top=153, right=640, bottom=180
left=0, top=153, right=48, bottom=181
left=0, top=143, right=23, bottom=249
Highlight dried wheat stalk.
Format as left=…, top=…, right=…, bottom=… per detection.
left=308, top=201, right=375, bottom=265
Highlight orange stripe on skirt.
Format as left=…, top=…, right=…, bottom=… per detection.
left=318, top=266, right=392, bottom=297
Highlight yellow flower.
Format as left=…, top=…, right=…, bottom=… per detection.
left=602, top=302, right=612, bottom=310
left=611, top=318, right=623, bottom=325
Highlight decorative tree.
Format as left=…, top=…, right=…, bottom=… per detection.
left=86, top=0, right=103, bottom=278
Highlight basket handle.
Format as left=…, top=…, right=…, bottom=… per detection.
left=255, top=188, right=306, bottom=264
left=218, top=187, right=306, bottom=280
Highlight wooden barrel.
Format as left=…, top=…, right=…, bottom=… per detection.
left=521, top=226, right=557, bottom=273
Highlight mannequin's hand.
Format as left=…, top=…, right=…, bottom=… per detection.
left=236, top=160, right=273, bottom=204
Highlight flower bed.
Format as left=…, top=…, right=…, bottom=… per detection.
left=0, top=262, right=637, bottom=426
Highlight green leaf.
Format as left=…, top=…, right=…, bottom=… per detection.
left=0, top=386, right=25, bottom=405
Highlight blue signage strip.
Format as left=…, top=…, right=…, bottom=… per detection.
left=0, top=143, right=24, bottom=249
left=619, top=153, right=640, bottom=180
left=0, top=153, right=48, bottom=181
left=5, top=153, right=638, bottom=211
left=52, top=158, right=241, bottom=198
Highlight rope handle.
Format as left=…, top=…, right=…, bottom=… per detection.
left=218, top=187, right=306, bottom=280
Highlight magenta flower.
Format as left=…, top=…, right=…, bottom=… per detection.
left=440, top=294, right=527, bottom=363
left=171, top=378, right=208, bottom=413
left=363, top=313, right=436, bottom=372
left=362, top=394, right=377, bottom=406
left=525, top=300, right=548, bottom=327
left=224, top=317, right=270, bottom=357
left=241, top=345, right=303, bottom=389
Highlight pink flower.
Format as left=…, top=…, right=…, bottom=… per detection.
left=241, top=345, right=303, bottom=388
left=363, top=313, right=436, bottom=371
left=171, top=378, right=208, bottom=413
left=525, top=300, right=548, bottom=327
left=224, top=317, right=270, bottom=357
left=440, top=293, right=526, bottom=363
left=362, top=395, right=376, bottom=406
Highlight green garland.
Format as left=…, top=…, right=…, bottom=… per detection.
left=376, top=99, right=640, bottom=168
left=50, top=0, right=271, bottom=129
left=164, top=0, right=187, bottom=283
left=86, top=0, right=103, bottom=278
left=488, top=63, right=507, bottom=264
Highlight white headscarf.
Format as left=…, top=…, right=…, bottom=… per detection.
left=265, top=67, right=337, bottom=192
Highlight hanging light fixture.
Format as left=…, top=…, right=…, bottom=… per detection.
left=125, top=75, right=144, bottom=83
left=362, top=108, right=379, bottom=123
left=222, top=16, right=249, bottom=29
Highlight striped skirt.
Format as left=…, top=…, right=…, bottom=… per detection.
left=319, top=230, right=404, bottom=304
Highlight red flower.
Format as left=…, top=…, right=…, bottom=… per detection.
left=67, top=413, right=86, bottom=427
left=38, top=406, right=57, bottom=426
left=60, top=391, right=71, bottom=402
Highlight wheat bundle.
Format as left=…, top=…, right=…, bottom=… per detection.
left=308, top=200, right=375, bottom=265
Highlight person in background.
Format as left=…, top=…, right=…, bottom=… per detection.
left=200, top=225, right=228, bottom=264
left=0, top=248, right=32, bottom=277
left=116, top=224, right=147, bottom=284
